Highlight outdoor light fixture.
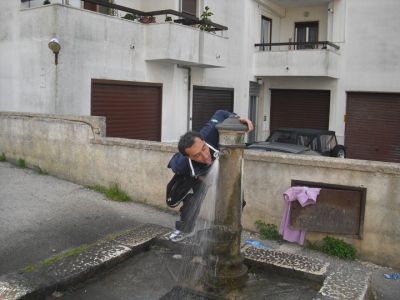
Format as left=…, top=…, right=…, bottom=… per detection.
left=48, top=38, right=61, bottom=65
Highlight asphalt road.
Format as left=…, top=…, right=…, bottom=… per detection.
left=0, top=161, right=175, bottom=275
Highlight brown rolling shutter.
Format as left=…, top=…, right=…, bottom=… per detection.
left=84, top=2, right=97, bottom=12
left=270, top=89, right=330, bottom=130
left=192, top=86, right=234, bottom=132
left=91, top=80, right=162, bottom=141
left=182, top=0, right=197, bottom=16
left=345, top=92, right=400, bottom=163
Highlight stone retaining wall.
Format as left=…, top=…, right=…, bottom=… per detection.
left=1, top=112, right=399, bottom=268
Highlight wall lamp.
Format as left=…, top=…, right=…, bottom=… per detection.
left=48, top=38, right=61, bottom=65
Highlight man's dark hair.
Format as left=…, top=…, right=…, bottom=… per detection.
left=178, top=131, right=204, bottom=156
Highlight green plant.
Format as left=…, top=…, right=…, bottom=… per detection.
left=165, top=15, right=173, bottom=22
left=88, top=183, right=131, bottom=202
left=123, top=13, right=138, bottom=21
left=43, top=0, right=51, bottom=5
left=321, top=236, right=357, bottom=260
left=255, top=220, right=282, bottom=241
left=0, top=153, right=5, bottom=161
left=18, top=158, right=26, bottom=168
left=43, top=245, right=89, bottom=266
left=23, top=245, right=89, bottom=273
left=199, top=6, right=214, bottom=32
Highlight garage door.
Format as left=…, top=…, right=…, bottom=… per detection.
left=270, top=89, right=330, bottom=130
left=192, top=86, right=234, bottom=131
left=91, top=79, right=162, bottom=141
left=345, top=92, right=400, bottom=163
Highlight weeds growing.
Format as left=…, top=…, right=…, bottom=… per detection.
left=17, top=158, right=26, bottom=168
left=306, top=236, right=357, bottom=260
left=88, top=183, right=131, bottom=202
left=255, top=220, right=282, bottom=241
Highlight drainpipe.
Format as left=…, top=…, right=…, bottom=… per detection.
left=177, top=65, right=192, bottom=131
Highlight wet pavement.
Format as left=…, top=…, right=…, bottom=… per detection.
left=46, top=246, right=320, bottom=300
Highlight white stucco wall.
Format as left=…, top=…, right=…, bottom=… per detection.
left=0, top=1, right=20, bottom=112
left=342, top=0, right=400, bottom=93
left=280, top=5, right=328, bottom=44
left=1, top=1, right=257, bottom=142
left=253, top=0, right=400, bottom=144
left=3, top=0, right=400, bottom=144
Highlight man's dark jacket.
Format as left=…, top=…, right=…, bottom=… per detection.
left=168, top=110, right=233, bottom=177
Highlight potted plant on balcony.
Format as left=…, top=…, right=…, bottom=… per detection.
left=199, top=6, right=214, bottom=32
left=165, top=15, right=173, bottom=22
left=122, top=13, right=138, bottom=21
left=43, top=0, right=51, bottom=4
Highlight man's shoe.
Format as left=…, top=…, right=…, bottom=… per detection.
left=168, top=230, right=195, bottom=242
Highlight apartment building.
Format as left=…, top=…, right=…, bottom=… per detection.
left=1, top=0, right=399, bottom=162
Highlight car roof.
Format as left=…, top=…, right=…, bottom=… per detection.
left=272, top=128, right=336, bottom=135
left=248, top=142, right=320, bottom=155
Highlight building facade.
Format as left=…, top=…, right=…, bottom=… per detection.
left=1, top=0, right=400, bottom=162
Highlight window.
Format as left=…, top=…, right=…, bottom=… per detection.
left=182, top=0, right=197, bottom=16
left=320, top=135, right=337, bottom=154
left=260, top=16, right=272, bottom=51
left=84, top=0, right=114, bottom=15
left=295, top=22, right=318, bottom=49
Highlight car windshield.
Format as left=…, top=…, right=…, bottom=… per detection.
left=297, top=135, right=318, bottom=151
left=320, top=134, right=337, bottom=152
left=267, top=131, right=297, bottom=144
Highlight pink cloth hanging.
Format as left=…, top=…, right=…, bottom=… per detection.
left=279, top=186, right=321, bottom=245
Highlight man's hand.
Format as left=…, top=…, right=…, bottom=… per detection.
left=239, top=117, right=254, bottom=132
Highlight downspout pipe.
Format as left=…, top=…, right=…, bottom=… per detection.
left=177, top=65, right=192, bottom=131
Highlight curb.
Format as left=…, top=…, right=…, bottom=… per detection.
left=242, top=245, right=371, bottom=300
left=0, top=224, right=170, bottom=300
left=0, top=226, right=371, bottom=300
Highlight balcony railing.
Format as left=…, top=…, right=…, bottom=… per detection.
left=81, top=0, right=228, bottom=32
left=254, top=41, right=340, bottom=51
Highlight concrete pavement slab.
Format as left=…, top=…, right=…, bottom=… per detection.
left=0, top=161, right=175, bottom=275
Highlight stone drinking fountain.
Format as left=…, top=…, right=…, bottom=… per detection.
left=200, top=115, right=249, bottom=293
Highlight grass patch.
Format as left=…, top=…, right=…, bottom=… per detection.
left=17, top=158, right=26, bottom=168
left=0, top=153, right=5, bottom=161
left=321, top=236, right=357, bottom=260
left=255, top=220, right=282, bottom=241
left=23, top=245, right=90, bottom=273
left=306, top=236, right=357, bottom=260
left=23, top=264, right=36, bottom=273
left=42, top=245, right=89, bottom=266
left=88, top=183, right=131, bottom=202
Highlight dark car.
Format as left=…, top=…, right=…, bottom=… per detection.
left=248, top=128, right=346, bottom=158
left=247, top=141, right=321, bottom=156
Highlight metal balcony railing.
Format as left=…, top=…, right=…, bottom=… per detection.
left=81, top=0, right=228, bottom=31
left=254, top=41, right=340, bottom=51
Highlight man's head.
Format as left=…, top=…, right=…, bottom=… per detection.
left=178, top=131, right=212, bottom=165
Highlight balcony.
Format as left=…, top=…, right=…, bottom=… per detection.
left=20, top=0, right=229, bottom=68
left=254, top=42, right=340, bottom=78
left=81, top=0, right=229, bottom=68
left=145, top=23, right=227, bottom=68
